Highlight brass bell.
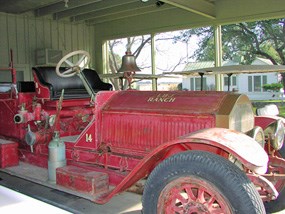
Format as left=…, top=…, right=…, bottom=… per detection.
left=118, top=51, right=141, bottom=73
left=117, top=51, right=141, bottom=90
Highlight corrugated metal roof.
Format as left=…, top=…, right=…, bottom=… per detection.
left=183, top=60, right=238, bottom=71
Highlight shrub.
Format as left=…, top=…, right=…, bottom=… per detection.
left=262, top=83, right=283, bottom=91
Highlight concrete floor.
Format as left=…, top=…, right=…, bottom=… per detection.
left=1, top=169, right=285, bottom=214
left=0, top=185, right=71, bottom=213
left=0, top=171, right=142, bottom=214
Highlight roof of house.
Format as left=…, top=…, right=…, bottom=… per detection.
left=252, top=57, right=273, bottom=65
left=183, top=60, right=238, bottom=71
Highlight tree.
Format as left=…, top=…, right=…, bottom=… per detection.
left=174, top=27, right=215, bottom=61
left=108, top=33, right=188, bottom=90
left=108, top=36, right=151, bottom=90
left=223, top=19, right=285, bottom=66
left=175, top=18, right=285, bottom=86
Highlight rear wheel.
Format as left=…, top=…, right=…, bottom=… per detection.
left=265, top=145, right=285, bottom=213
left=142, top=150, right=265, bottom=214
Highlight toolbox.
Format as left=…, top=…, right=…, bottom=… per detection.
left=0, top=139, right=19, bottom=168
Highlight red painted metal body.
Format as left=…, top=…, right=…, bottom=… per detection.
left=99, top=91, right=217, bottom=154
left=0, top=65, right=284, bottom=207
left=255, top=115, right=285, bottom=129
left=0, top=139, right=18, bottom=168
left=56, top=165, right=109, bottom=196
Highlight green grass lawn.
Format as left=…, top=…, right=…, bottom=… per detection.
left=278, top=105, right=285, bottom=117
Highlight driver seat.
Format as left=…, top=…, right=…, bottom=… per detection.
left=32, top=66, right=112, bottom=100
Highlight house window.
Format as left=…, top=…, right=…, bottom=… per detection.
left=248, top=76, right=252, bottom=92
left=254, top=76, right=261, bottom=92
left=224, top=76, right=237, bottom=86
left=190, top=77, right=206, bottom=91
left=232, top=76, right=237, bottom=85
left=263, top=76, right=267, bottom=85
left=190, top=78, right=194, bottom=91
left=248, top=75, right=267, bottom=92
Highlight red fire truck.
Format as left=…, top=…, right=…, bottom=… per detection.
left=0, top=50, right=284, bottom=213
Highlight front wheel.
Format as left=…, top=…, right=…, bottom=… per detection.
left=142, top=151, right=265, bottom=214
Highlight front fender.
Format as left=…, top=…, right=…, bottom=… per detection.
left=95, top=128, right=268, bottom=204
left=255, top=115, right=285, bottom=129
left=181, top=128, right=268, bottom=174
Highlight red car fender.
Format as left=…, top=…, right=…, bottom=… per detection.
left=180, top=128, right=268, bottom=174
left=255, top=115, right=285, bottom=129
left=95, top=127, right=268, bottom=204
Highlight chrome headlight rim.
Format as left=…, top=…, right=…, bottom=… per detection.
left=264, top=119, right=285, bottom=151
left=273, top=120, right=285, bottom=150
left=246, top=126, right=265, bottom=148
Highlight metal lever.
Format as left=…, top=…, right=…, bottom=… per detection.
left=77, top=72, right=96, bottom=103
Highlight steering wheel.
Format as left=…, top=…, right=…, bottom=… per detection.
left=56, top=50, right=90, bottom=78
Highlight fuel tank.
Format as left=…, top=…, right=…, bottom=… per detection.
left=97, top=91, right=254, bottom=153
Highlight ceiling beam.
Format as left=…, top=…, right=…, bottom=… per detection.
left=54, top=0, right=136, bottom=20
left=35, top=0, right=101, bottom=17
left=87, top=4, right=173, bottom=25
left=72, top=0, right=155, bottom=22
left=161, top=0, right=215, bottom=19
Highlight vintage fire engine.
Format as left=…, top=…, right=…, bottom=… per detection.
left=0, top=50, right=285, bottom=214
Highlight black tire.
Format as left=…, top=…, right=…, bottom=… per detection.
left=142, top=150, right=265, bottom=214
left=264, top=144, right=285, bottom=213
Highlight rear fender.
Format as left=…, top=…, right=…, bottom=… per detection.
left=95, top=127, right=268, bottom=204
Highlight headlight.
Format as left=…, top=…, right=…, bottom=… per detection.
left=246, top=126, right=265, bottom=148
left=264, top=119, right=285, bottom=150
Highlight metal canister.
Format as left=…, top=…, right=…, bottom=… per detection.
left=48, top=131, right=66, bottom=183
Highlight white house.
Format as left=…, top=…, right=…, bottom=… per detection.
left=182, top=58, right=282, bottom=100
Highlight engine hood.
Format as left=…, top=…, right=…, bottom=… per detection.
left=103, top=91, right=228, bottom=114
left=101, top=90, right=254, bottom=133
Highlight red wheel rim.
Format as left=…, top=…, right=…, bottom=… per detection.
left=157, top=176, right=232, bottom=214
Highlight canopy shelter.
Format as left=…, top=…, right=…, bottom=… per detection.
left=0, top=0, right=285, bottom=87
left=164, top=65, right=285, bottom=91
